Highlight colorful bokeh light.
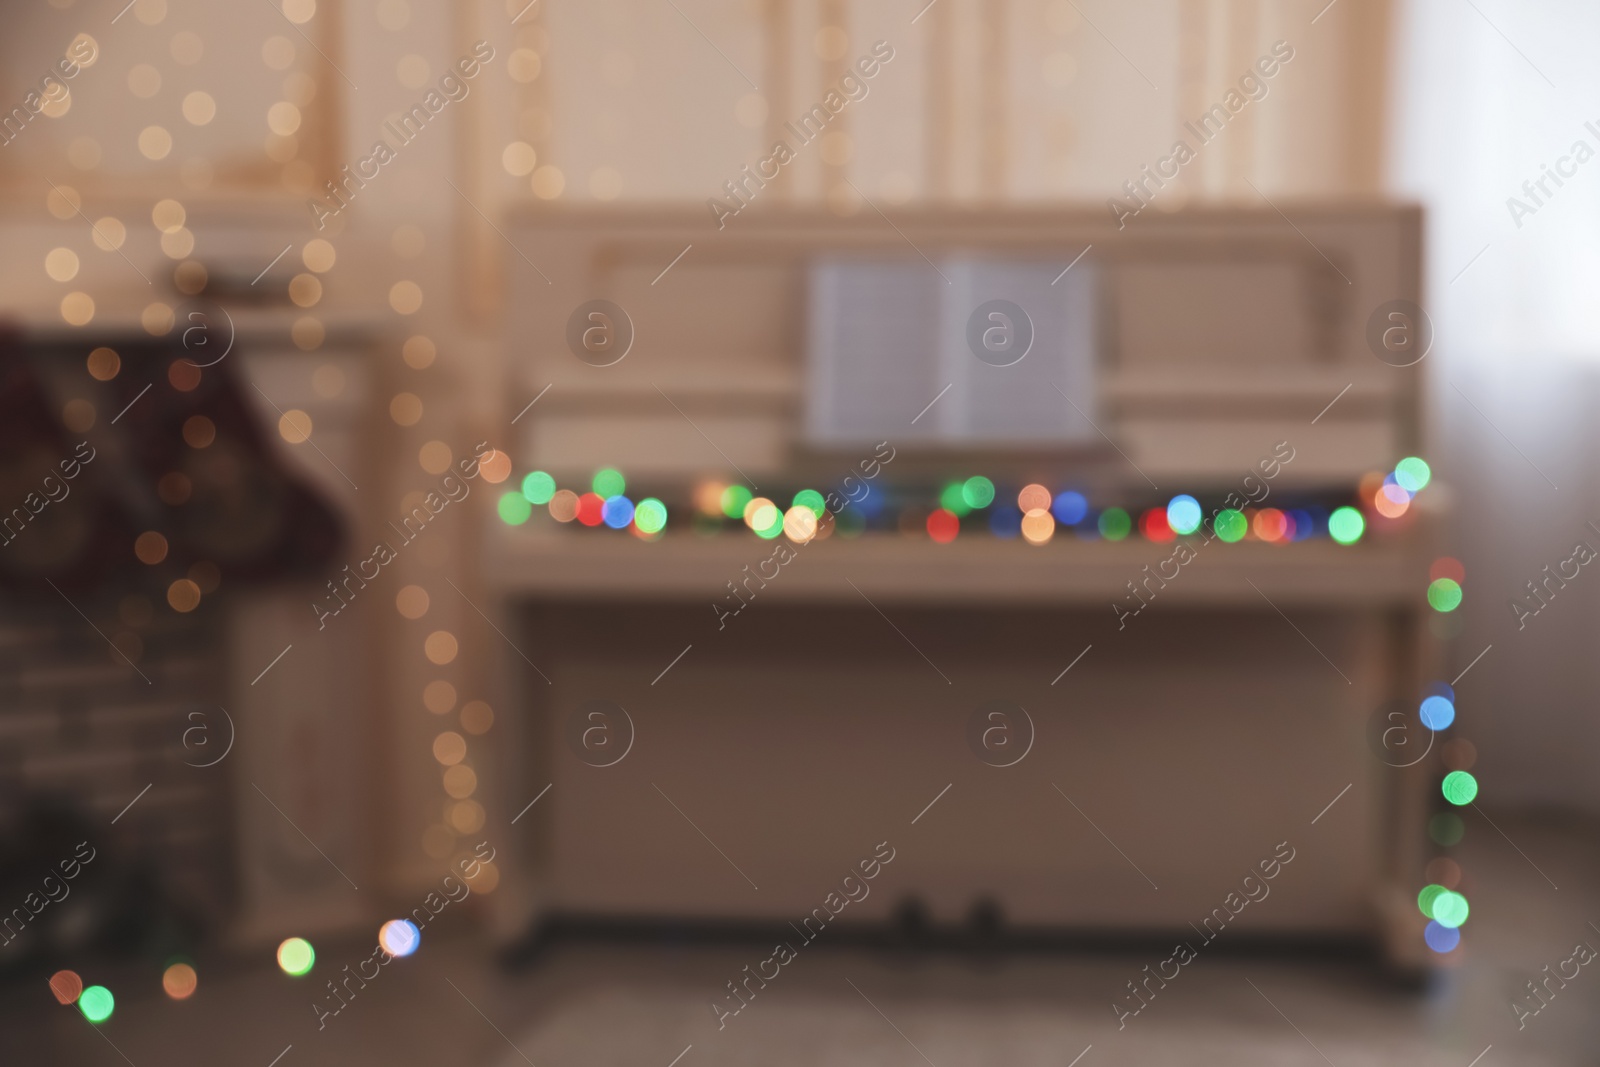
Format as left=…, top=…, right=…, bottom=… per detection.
left=792, top=489, right=826, bottom=518
left=379, top=919, right=421, bottom=958
left=162, top=963, right=197, bottom=1000
left=1395, top=456, right=1432, bottom=493
left=1420, top=695, right=1455, bottom=730
left=989, top=506, right=1022, bottom=539
left=601, top=495, right=635, bottom=529
left=1018, top=484, right=1051, bottom=514
left=783, top=505, right=818, bottom=543
left=754, top=506, right=783, bottom=539
left=1099, top=507, right=1131, bottom=541
left=1289, top=508, right=1316, bottom=540
left=592, top=468, right=625, bottom=498
left=720, top=485, right=752, bottom=520
left=277, top=937, right=315, bottom=976
left=693, top=481, right=726, bottom=516
left=1428, top=578, right=1463, bottom=612
left=497, top=491, right=532, bottom=525
left=521, top=471, right=556, bottom=505
left=1213, top=509, right=1247, bottom=543
left=1429, top=812, right=1465, bottom=846
left=1328, top=506, right=1365, bottom=545
left=1140, top=508, right=1174, bottom=542
left=1424, top=920, right=1461, bottom=953
left=1166, top=495, right=1201, bottom=535
left=1021, top=510, right=1055, bottom=545
left=745, top=497, right=776, bottom=530
left=927, top=509, right=960, bottom=544
left=939, top=482, right=971, bottom=517
left=49, top=970, right=82, bottom=1006
left=1441, top=770, right=1478, bottom=806
left=1416, top=883, right=1446, bottom=918
left=548, top=489, right=579, bottom=522
left=1432, top=890, right=1470, bottom=928
left=1052, top=490, right=1087, bottom=525
left=78, top=985, right=114, bottom=1023
left=962, top=476, right=996, bottom=509
left=634, top=497, right=668, bottom=534
left=576, top=492, right=605, bottom=527
left=1254, top=507, right=1288, bottom=543
left=1374, top=481, right=1411, bottom=519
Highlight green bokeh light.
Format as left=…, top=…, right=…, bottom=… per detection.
left=1428, top=812, right=1464, bottom=846
left=497, top=491, right=532, bottom=525
left=755, top=510, right=783, bottom=539
left=720, top=485, right=752, bottom=520
left=634, top=497, right=668, bottom=534
left=1431, top=890, right=1470, bottom=928
left=1441, top=770, right=1478, bottom=806
left=277, top=937, right=315, bottom=977
left=521, top=471, right=556, bottom=505
left=78, top=985, right=114, bottom=1023
left=835, top=508, right=867, bottom=537
left=1428, top=578, right=1463, bottom=613
left=1213, top=509, right=1247, bottom=543
left=592, top=468, right=625, bottom=498
left=1098, top=507, right=1132, bottom=541
left=961, top=476, right=996, bottom=510
left=1395, top=456, right=1432, bottom=493
left=939, top=482, right=972, bottom=517
left=792, top=489, right=826, bottom=518
left=1328, top=506, right=1365, bottom=545
left=1416, top=883, right=1447, bottom=918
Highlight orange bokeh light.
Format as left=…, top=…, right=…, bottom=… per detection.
left=477, top=449, right=512, bottom=484
left=162, top=963, right=197, bottom=1000
left=49, top=970, right=83, bottom=1005
left=548, top=489, right=578, bottom=522
left=1021, top=510, right=1055, bottom=545
left=1374, top=483, right=1410, bottom=519
left=1017, top=484, right=1051, bottom=514
left=1253, top=508, right=1288, bottom=543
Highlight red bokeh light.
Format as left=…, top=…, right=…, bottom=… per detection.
left=1254, top=508, right=1288, bottom=543
left=576, top=492, right=605, bottom=526
left=926, top=509, right=959, bottom=544
left=1141, top=508, right=1175, bottom=542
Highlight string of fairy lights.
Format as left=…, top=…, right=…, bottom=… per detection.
left=49, top=919, right=425, bottom=1024
left=1417, top=551, right=1477, bottom=959
left=495, top=456, right=1437, bottom=549
left=50, top=455, right=1469, bottom=1022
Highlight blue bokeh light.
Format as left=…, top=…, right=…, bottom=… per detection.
left=1420, top=695, right=1456, bottom=731
left=989, top=506, right=1023, bottom=539
left=1166, top=495, right=1202, bottom=535
left=601, top=495, right=635, bottom=529
left=1052, top=491, right=1089, bottom=526
left=1423, top=920, right=1460, bottom=953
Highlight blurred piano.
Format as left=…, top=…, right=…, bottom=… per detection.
left=483, top=204, right=1436, bottom=969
